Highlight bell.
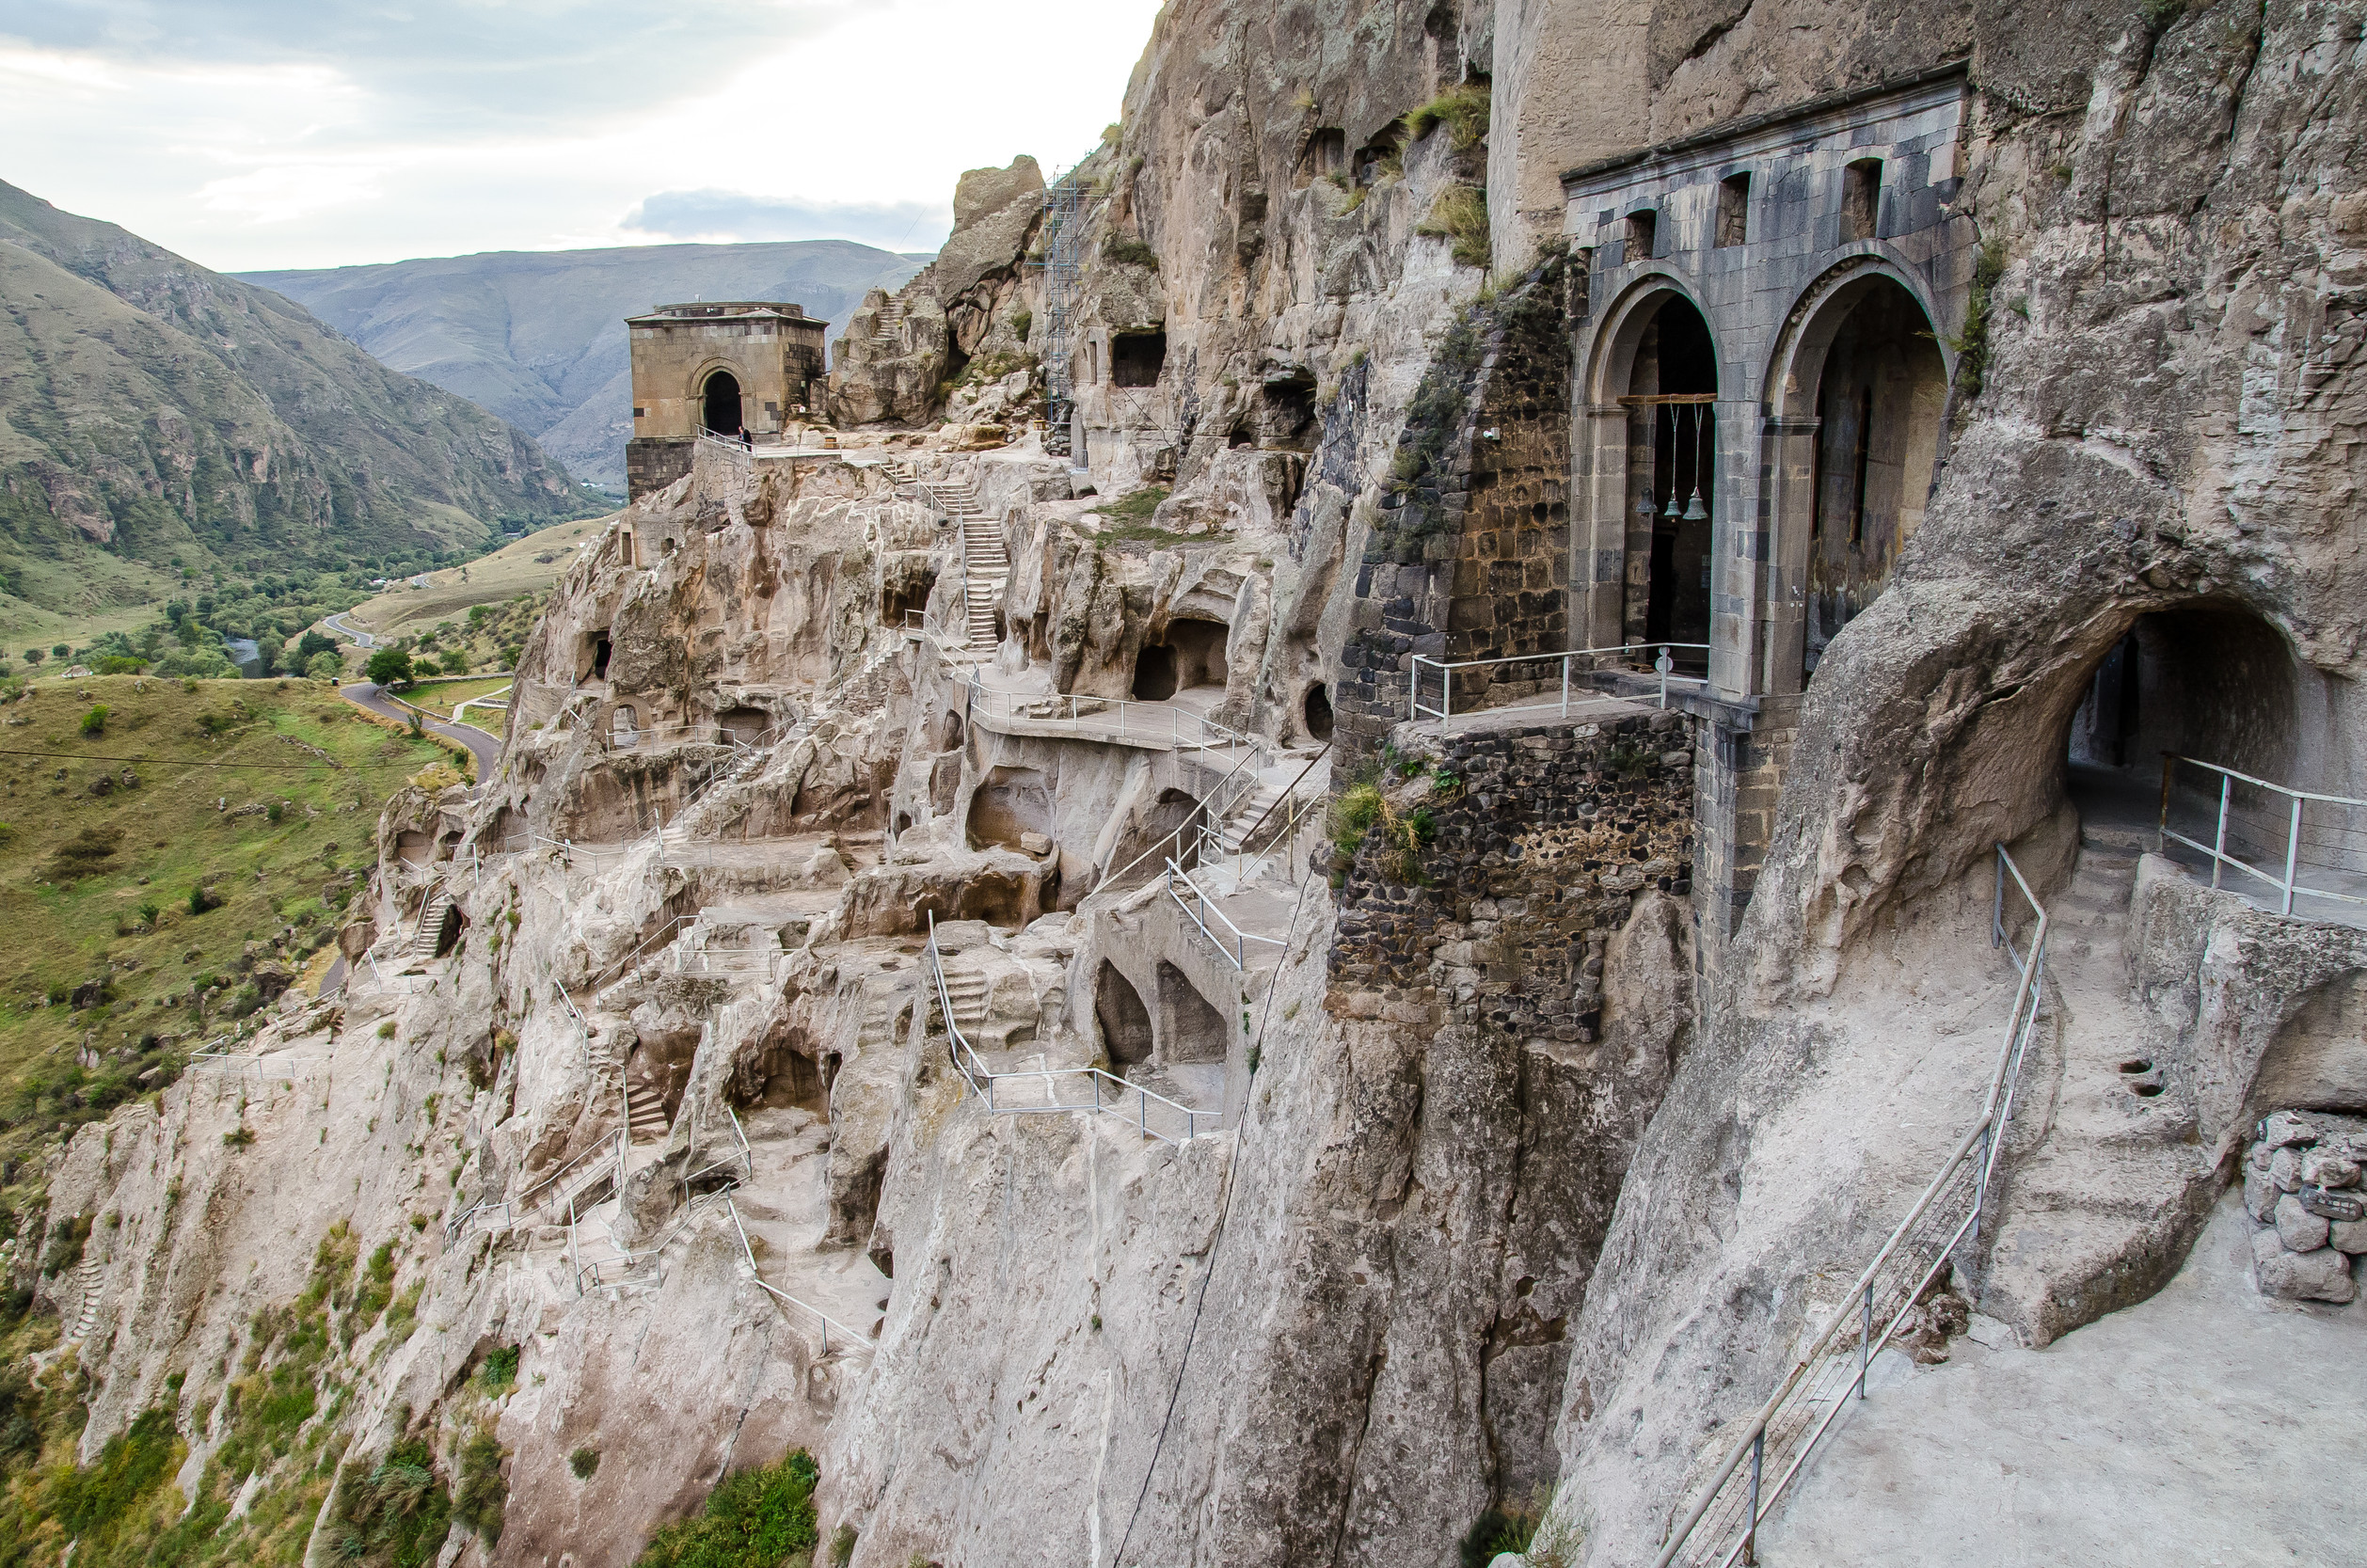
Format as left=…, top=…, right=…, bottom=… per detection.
left=1683, top=488, right=1708, bottom=522
left=1662, top=487, right=1682, bottom=519
left=1636, top=489, right=1658, bottom=515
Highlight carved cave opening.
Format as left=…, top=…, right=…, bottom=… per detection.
left=966, top=766, right=1054, bottom=852
left=1095, top=961, right=1153, bottom=1066
left=1112, top=331, right=1167, bottom=388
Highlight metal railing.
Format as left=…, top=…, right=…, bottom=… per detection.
left=1653, top=843, right=2049, bottom=1568
left=926, top=913, right=1217, bottom=1144
left=574, top=1185, right=736, bottom=1294
left=2159, top=753, right=2367, bottom=915
left=1094, top=737, right=1275, bottom=895
left=1410, top=642, right=1713, bottom=723
left=1164, top=859, right=1289, bottom=972
left=723, top=1195, right=877, bottom=1358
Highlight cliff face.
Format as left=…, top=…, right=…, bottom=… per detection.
left=16, top=4, right=2367, bottom=1568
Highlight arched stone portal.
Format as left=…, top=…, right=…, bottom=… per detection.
left=702, top=370, right=743, bottom=435
left=1613, top=294, right=1718, bottom=668
left=1095, top=962, right=1152, bottom=1065
left=1801, top=278, right=1947, bottom=673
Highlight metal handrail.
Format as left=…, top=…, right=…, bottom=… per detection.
left=1212, top=744, right=1330, bottom=879
left=1097, top=738, right=1275, bottom=894
left=925, top=913, right=1216, bottom=1144
left=723, top=1195, right=877, bottom=1357
left=1653, top=843, right=2048, bottom=1568
left=574, top=1186, right=735, bottom=1294
left=2159, top=753, right=2367, bottom=914
left=1163, top=859, right=1288, bottom=971
left=1411, top=641, right=1713, bottom=722
left=591, top=915, right=698, bottom=995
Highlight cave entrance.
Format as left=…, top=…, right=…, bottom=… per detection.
left=1132, top=642, right=1178, bottom=702
left=1112, top=331, right=1167, bottom=388
left=1156, top=962, right=1227, bottom=1063
left=702, top=370, right=743, bottom=436
left=611, top=704, right=639, bottom=748
left=1802, top=277, right=1947, bottom=674
left=1621, top=296, right=1717, bottom=671
left=587, top=632, right=612, bottom=683
left=2067, top=603, right=2308, bottom=873
left=882, top=567, right=937, bottom=628
left=966, top=766, right=1053, bottom=851
left=1303, top=683, right=1334, bottom=743
left=1095, top=962, right=1153, bottom=1066
left=717, top=705, right=770, bottom=747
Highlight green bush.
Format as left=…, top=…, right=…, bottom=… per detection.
left=365, top=648, right=415, bottom=687
left=570, top=1446, right=601, bottom=1480
left=1405, top=83, right=1492, bottom=152
left=636, top=1450, right=820, bottom=1568
left=453, top=1426, right=507, bottom=1545
left=326, top=1438, right=451, bottom=1568
left=1416, top=185, right=1491, bottom=269
left=46, top=1408, right=183, bottom=1544
left=1459, top=1500, right=1538, bottom=1568
left=476, top=1345, right=519, bottom=1396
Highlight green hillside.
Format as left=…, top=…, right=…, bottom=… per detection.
left=241, top=240, right=929, bottom=488
left=0, top=179, right=601, bottom=645
left=0, top=673, right=458, bottom=1170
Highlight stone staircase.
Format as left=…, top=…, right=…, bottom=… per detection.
left=1211, top=754, right=1330, bottom=857
left=659, top=744, right=771, bottom=847
left=408, top=888, right=454, bottom=962
left=1982, top=819, right=2217, bottom=1342
left=937, top=964, right=990, bottom=1040
left=71, top=1254, right=102, bottom=1338
left=626, top=1078, right=671, bottom=1144
left=917, top=477, right=1007, bottom=652
left=869, top=296, right=906, bottom=344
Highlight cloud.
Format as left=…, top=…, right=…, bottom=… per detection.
left=623, top=190, right=950, bottom=251
left=3, top=0, right=863, bottom=135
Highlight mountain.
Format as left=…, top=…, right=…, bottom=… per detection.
left=0, top=179, right=588, bottom=628
left=241, top=241, right=931, bottom=489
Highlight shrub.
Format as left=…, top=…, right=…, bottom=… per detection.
left=1416, top=184, right=1491, bottom=269
left=453, top=1426, right=508, bottom=1545
left=1459, top=1501, right=1538, bottom=1568
left=1405, top=83, right=1492, bottom=152
left=832, top=1524, right=858, bottom=1566
left=188, top=884, right=223, bottom=915
left=477, top=1344, right=519, bottom=1395
left=570, top=1446, right=601, bottom=1480
left=635, top=1450, right=819, bottom=1568
left=1103, top=234, right=1159, bottom=270
left=327, top=1438, right=451, bottom=1568
left=366, top=647, right=415, bottom=687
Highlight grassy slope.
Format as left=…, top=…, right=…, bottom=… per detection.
left=334, top=514, right=612, bottom=648
left=0, top=674, right=453, bottom=1166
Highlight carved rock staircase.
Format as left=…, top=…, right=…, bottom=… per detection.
left=71, top=1254, right=102, bottom=1338
left=408, top=888, right=454, bottom=963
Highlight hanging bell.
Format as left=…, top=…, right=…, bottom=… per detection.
left=1636, top=490, right=1659, bottom=515
left=1662, top=487, right=1682, bottom=519
left=1683, top=488, right=1708, bottom=522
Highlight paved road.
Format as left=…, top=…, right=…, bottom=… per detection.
left=340, top=680, right=502, bottom=778
left=322, top=610, right=377, bottom=649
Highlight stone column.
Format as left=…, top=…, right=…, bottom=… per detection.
left=1707, top=398, right=1763, bottom=701
left=1573, top=403, right=1631, bottom=651
left=1759, top=416, right=1822, bottom=697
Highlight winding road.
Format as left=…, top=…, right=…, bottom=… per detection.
left=321, top=610, right=377, bottom=649
left=339, top=680, right=503, bottom=779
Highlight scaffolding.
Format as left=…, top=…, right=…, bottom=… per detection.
left=1031, top=173, right=1088, bottom=459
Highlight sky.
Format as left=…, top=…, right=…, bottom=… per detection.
left=0, top=0, right=1166, bottom=273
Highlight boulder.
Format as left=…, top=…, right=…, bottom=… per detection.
left=2300, top=1149, right=2360, bottom=1190
left=2242, top=1167, right=2278, bottom=1223
left=2251, top=1227, right=2358, bottom=1303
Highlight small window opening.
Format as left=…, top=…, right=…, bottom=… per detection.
left=618, top=527, right=636, bottom=568
left=611, top=705, right=639, bottom=747
left=1085, top=340, right=1100, bottom=385
left=1716, top=174, right=1751, bottom=248
left=1112, top=331, right=1168, bottom=389
left=1626, top=210, right=1658, bottom=262
left=1229, top=421, right=1256, bottom=449
left=1260, top=374, right=1318, bottom=449
left=1843, top=159, right=1882, bottom=243
left=1354, top=129, right=1403, bottom=187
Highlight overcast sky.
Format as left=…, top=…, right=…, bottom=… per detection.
left=0, top=0, right=1164, bottom=273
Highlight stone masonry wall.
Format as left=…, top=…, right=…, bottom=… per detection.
left=1335, top=253, right=1580, bottom=758
left=1332, top=707, right=1698, bottom=1046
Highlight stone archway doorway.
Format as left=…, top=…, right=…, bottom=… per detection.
left=702, top=370, right=743, bottom=436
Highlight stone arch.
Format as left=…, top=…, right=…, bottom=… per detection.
left=1577, top=274, right=1732, bottom=662
left=700, top=368, right=744, bottom=435
left=610, top=704, right=639, bottom=747
left=1156, top=962, right=1227, bottom=1063
left=1303, top=682, right=1335, bottom=743
left=1761, top=262, right=1954, bottom=689
left=1095, top=961, right=1153, bottom=1066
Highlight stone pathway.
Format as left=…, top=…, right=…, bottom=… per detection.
left=1755, top=1188, right=2367, bottom=1565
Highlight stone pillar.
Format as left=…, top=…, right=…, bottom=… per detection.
left=1574, top=403, right=1631, bottom=651
left=1707, top=397, right=1764, bottom=702
left=1759, top=416, right=1822, bottom=696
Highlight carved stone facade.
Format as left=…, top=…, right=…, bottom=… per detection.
left=626, top=301, right=829, bottom=499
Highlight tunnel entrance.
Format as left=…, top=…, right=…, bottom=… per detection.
left=1157, top=962, right=1227, bottom=1063
left=717, top=705, right=770, bottom=746
left=1133, top=621, right=1228, bottom=702
left=702, top=370, right=743, bottom=435
left=1624, top=296, right=1717, bottom=668
left=586, top=631, right=612, bottom=683
left=1112, top=331, right=1167, bottom=388
left=1095, top=962, right=1153, bottom=1066
left=1803, top=277, right=1947, bottom=673
left=2068, top=604, right=2303, bottom=849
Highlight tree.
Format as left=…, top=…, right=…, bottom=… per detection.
left=306, top=651, right=342, bottom=681
left=439, top=650, right=471, bottom=675
left=21, top=649, right=40, bottom=665
left=295, top=630, right=337, bottom=662
left=255, top=632, right=283, bottom=676
left=366, top=648, right=415, bottom=687
left=50, top=644, right=68, bottom=658
left=80, top=705, right=107, bottom=736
